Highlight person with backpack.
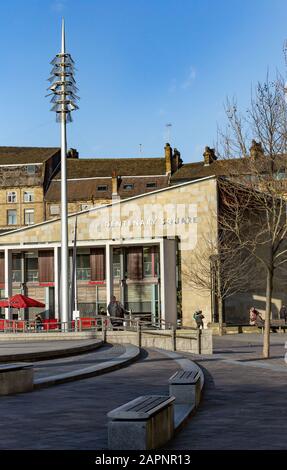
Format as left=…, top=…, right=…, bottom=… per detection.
left=107, top=296, right=126, bottom=328
left=193, top=310, right=205, bottom=329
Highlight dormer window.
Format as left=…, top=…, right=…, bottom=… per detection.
left=146, top=182, right=157, bottom=188
left=97, top=185, right=108, bottom=192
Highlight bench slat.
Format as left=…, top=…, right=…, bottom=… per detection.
left=169, top=369, right=199, bottom=385
left=107, top=395, right=175, bottom=420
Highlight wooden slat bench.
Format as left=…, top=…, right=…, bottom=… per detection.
left=169, top=369, right=201, bottom=408
left=0, top=363, right=34, bottom=395
left=107, top=395, right=175, bottom=450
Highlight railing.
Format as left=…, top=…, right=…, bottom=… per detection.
left=0, top=315, right=202, bottom=353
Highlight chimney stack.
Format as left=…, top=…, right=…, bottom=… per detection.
left=165, top=143, right=172, bottom=174
left=112, top=170, right=119, bottom=197
left=250, top=140, right=264, bottom=159
left=203, top=146, right=217, bottom=166
left=67, top=148, right=79, bottom=159
left=172, top=148, right=183, bottom=173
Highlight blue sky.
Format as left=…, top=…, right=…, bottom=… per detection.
left=0, top=0, right=287, bottom=163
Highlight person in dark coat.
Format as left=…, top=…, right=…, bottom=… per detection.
left=279, top=305, right=287, bottom=323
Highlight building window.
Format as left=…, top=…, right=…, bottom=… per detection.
left=113, top=248, right=121, bottom=278
left=25, top=252, right=38, bottom=282
left=50, top=205, right=60, bottom=215
left=12, top=253, right=21, bottom=282
left=143, top=246, right=159, bottom=277
left=76, top=254, right=91, bottom=280
left=23, top=191, right=34, bottom=202
left=97, top=185, right=108, bottom=191
left=7, top=191, right=17, bottom=203
left=123, top=184, right=134, bottom=190
left=24, top=209, right=34, bottom=225
left=7, top=209, right=17, bottom=225
left=146, top=182, right=157, bottom=189
left=27, top=165, right=36, bottom=175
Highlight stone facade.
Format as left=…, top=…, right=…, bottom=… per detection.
left=0, top=177, right=217, bottom=326
left=0, top=185, right=45, bottom=229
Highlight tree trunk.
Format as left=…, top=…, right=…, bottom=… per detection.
left=218, top=296, right=224, bottom=336
left=263, top=268, right=273, bottom=358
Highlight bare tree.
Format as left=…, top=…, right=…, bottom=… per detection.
left=182, top=202, right=254, bottom=335
left=217, top=73, right=287, bottom=358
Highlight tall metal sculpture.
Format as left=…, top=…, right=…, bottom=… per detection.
left=47, top=19, right=79, bottom=324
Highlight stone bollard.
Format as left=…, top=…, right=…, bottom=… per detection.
left=102, top=321, right=107, bottom=342
left=137, top=321, right=142, bottom=348
left=171, top=325, right=176, bottom=351
left=196, top=329, right=202, bottom=354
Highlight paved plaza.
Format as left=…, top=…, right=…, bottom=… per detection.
left=0, top=333, right=286, bottom=449
left=167, top=333, right=287, bottom=450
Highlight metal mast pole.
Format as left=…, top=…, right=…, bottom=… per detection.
left=47, top=18, right=79, bottom=326
left=60, top=19, right=69, bottom=325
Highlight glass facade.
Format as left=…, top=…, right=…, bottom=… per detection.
left=6, top=244, right=162, bottom=322
left=111, top=245, right=161, bottom=320
left=76, top=253, right=91, bottom=281
left=25, top=253, right=38, bottom=282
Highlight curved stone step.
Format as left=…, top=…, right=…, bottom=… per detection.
left=34, top=343, right=140, bottom=389
left=0, top=339, right=103, bottom=363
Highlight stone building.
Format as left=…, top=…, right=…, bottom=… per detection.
left=0, top=147, right=61, bottom=232
left=0, top=176, right=214, bottom=324
left=44, top=143, right=182, bottom=217
left=0, top=144, right=183, bottom=231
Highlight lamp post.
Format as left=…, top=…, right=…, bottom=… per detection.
left=47, top=19, right=79, bottom=325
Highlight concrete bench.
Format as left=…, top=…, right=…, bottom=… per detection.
left=0, top=363, right=34, bottom=395
left=169, top=369, right=201, bottom=408
left=107, top=395, right=175, bottom=450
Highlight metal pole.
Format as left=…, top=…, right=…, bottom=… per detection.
left=60, top=115, right=69, bottom=324
left=47, top=18, right=79, bottom=326
left=60, top=19, right=69, bottom=325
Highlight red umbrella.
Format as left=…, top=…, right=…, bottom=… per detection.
left=0, top=294, right=45, bottom=309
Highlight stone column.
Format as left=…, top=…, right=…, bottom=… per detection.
left=105, top=244, right=113, bottom=309
left=4, top=249, right=12, bottom=320
left=54, top=246, right=60, bottom=320
left=160, top=239, right=177, bottom=328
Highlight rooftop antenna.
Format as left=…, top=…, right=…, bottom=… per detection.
left=166, top=123, right=172, bottom=143
left=139, top=144, right=142, bottom=155
left=46, top=18, right=79, bottom=325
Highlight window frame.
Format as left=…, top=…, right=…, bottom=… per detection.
left=123, top=183, right=134, bottom=190
left=24, top=208, right=35, bottom=226
left=23, top=191, right=34, bottom=203
left=27, top=165, right=36, bottom=175
left=7, top=209, right=17, bottom=225
left=97, top=185, right=108, bottom=192
left=146, top=182, right=157, bottom=189
left=7, top=191, right=17, bottom=203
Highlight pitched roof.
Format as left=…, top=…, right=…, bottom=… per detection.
left=171, top=155, right=287, bottom=181
left=45, top=175, right=169, bottom=202
left=54, top=157, right=167, bottom=179
left=0, top=147, right=60, bottom=165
